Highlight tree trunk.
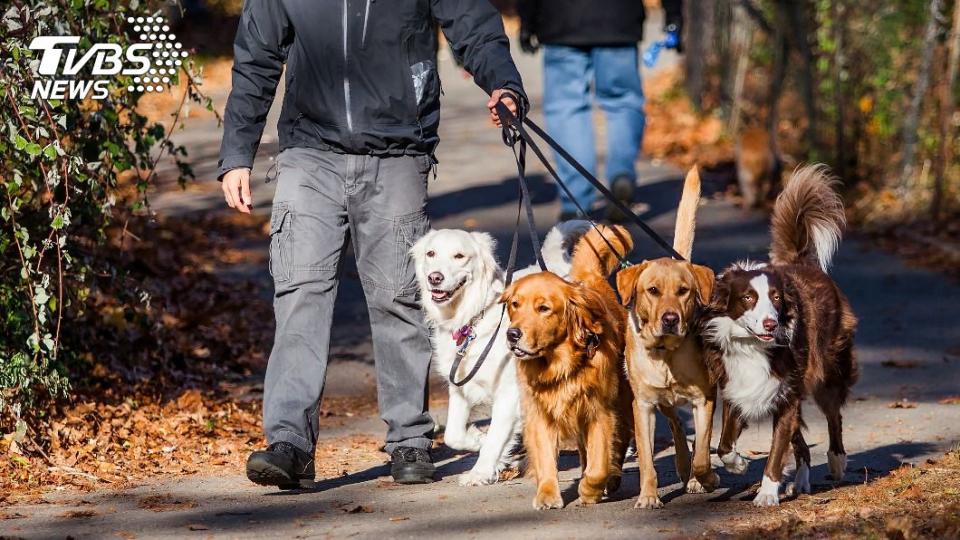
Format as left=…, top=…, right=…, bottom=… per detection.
left=830, top=0, right=848, bottom=181
left=785, top=0, right=818, bottom=155
left=684, top=0, right=714, bottom=110
left=899, top=0, right=944, bottom=190
left=728, top=4, right=753, bottom=135
left=933, top=0, right=960, bottom=222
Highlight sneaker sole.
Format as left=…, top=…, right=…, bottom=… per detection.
left=391, top=464, right=436, bottom=485
left=246, top=459, right=315, bottom=490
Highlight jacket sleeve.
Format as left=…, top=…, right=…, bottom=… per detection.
left=430, top=0, right=526, bottom=100
left=517, top=0, right=539, bottom=35
left=663, top=0, right=683, bottom=31
left=217, top=0, right=293, bottom=180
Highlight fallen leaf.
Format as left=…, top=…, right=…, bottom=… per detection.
left=888, top=399, right=917, bottom=409
left=115, top=531, right=137, bottom=539
left=138, top=494, right=197, bottom=512
left=882, top=360, right=922, bottom=369
left=389, top=516, right=409, bottom=522
left=61, top=509, right=98, bottom=519
left=939, top=396, right=960, bottom=405
left=340, top=504, right=373, bottom=514
left=187, top=523, right=209, bottom=531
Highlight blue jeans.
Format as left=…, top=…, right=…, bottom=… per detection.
left=542, top=45, right=645, bottom=213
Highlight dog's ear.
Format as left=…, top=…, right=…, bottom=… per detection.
left=498, top=281, right=517, bottom=305
left=615, top=261, right=648, bottom=306
left=568, top=286, right=604, bottom=351
left=689, top=264, right=716, bottom=306
left=706, top=275, right=731, bottom=313
left=409, top=229, right=436, bottom=260
left=470, top=231, right=501, bottom=280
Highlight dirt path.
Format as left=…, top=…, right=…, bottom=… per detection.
left=4, top=13, right=960, bottom=540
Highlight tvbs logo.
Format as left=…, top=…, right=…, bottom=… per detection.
left=29, top=15, right=188, bottom=100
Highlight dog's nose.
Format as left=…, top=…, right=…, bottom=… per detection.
left=762, top=318, right=778, bottom=332
left=506, top=327, right=522, bottom=344
left=661, top=312, right=680, bottom=328
left=427, top=272, right=444, bottom=286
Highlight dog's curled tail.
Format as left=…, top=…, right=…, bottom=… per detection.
left=770, top=163, right=846, bottom=272
left=570, top=224, right=634, bottom=282
left=673, top=166, right=702, bottom=260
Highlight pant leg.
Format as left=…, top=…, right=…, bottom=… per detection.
left=592, top=46, right=645, bottom=183
left=263, top=148, right=350, bottom=453
left=346, top=153, right=435, bottom=453
left=542, top=45, right=597, bottom=214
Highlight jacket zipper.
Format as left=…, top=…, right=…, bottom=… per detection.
left=342, top=0, right=354, bottom=133
left=361, top=0, right=372, bottom=49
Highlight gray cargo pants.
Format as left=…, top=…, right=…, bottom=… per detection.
left=264, top=147, right=434, bottom=454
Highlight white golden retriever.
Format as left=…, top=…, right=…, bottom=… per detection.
left=411, top=221, right=591, bottom=485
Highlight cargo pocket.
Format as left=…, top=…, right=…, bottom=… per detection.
left=395, top=209, right=430, bottom=296
left=269, top=202, right=294, bottom=283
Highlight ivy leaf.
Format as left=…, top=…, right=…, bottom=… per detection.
left=25, top=142, right=42, bottom=158
left=14, top=134, right=27, bottom=150
left=43, top=144, right=58, bottom=161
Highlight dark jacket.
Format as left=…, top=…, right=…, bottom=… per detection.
left=218, top=0, right=525, bottom=178
left=518, top=0, right=683, bottom=47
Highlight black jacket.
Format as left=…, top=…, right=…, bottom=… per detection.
left=518, top=0, right=683, bottom=47
left=218, top=0, right=525, bottom=178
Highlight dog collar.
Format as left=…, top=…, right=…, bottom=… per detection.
left=452, top=309, right=485, bottom=356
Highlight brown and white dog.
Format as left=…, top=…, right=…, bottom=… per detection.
left=615, top=167, right=720, bottom=509
left=501, top=225, right=635, bottom=510
left=702, top=164, right=858, bottom=507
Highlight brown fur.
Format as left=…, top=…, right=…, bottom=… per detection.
left=615, top=167, right=720, bottom=508
left=703, top=165, right=858, bottom=500
left=500, top=225, right=634, bottom=510
left=736, top=126, right=781, bottom=209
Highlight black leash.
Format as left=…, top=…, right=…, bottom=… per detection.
left=448, top=110, right=543, bottom=387
left=447, top=97, right=683, bottom=387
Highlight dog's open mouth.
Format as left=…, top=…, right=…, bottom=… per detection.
left=510, top=346, right=538, bottom=359
left=430, top=278, right=466, bottom=304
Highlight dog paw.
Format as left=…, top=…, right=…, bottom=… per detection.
left=445, top=426, right=484, bottom=452
left=720, top=451, right=749, bottom=475
left=753, top=475, right=780, bottom=507
left=785, top=462, right=811, bottom=497
left=687, top=471, right=720, bottom=494
left=634, top=495, right=664, bottom=509
left=458, top=468, right=498, bottom=486
left=532, top=492, right=564, bottom=511
left=828, top=451, right=847, bottom=482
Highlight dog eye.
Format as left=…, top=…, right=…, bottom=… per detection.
left=453, top=253, right=465, bottom=260
left=511, top=301, right=519, bottom=309
left=742, top=294, right=752, bottom=302
left=537, top=305, right=550, bottom=314
left=426, top=250, right=435, bottom=258
left=772, top=293, right=781, bottom=301
left=677, top=287, right=689, bottom=296
left=647, top=287, right=659, bottom=296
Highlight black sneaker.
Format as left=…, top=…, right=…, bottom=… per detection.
left=246, top=441, right=315, bottom=490
left=390, top=447, right=435, bottom=484
left=606, top=174, right=637, bottom=223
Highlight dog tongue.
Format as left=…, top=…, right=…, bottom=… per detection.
left=431, top=290, right=448, bottom=301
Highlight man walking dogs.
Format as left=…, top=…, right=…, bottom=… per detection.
left=218, top=0, right=524, bottom=488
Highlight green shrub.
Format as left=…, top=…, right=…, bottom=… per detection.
left=0, top=1, right=211, bottom=423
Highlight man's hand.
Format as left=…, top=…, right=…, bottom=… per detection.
left=222, top=167, right=253, bottom=214
left=487, top=88, right=519, bottom=128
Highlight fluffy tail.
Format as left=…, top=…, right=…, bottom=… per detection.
left=570, top=224, right=634, bottom=283
left=541, top=220, right=592, bottom=277
left=769, top=164, right=846, bottom=272
left=673, top=166, right=702, bottom=259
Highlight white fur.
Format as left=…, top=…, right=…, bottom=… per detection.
left=411, top=222, right=590, bottom=485
left=811, top=222, right=840, bottom=272
left=828, top=450, right=847, bottom=481
left=754, top=474, right=780, bottom=507
left=720, top=449, right=749, bottom=474
left=704, top=315, right=781, bottom=421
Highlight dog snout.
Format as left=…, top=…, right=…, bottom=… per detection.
left=762, top=318, right=778, bottom=333
left=427, top=272, right=444, bottom=286
left=506, top=327, right=522, bottom=344
left=661, top=312, right=680, bottom=328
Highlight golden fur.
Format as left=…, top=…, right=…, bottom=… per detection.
left=501, top=225, right=634, bottom=510
left=615, top=167, right=721, bottom=509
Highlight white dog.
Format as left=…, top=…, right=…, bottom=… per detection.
left=411, top=221, right=591, bottom=485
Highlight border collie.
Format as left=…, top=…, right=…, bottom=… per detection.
left=702, top=164, right=858, bottom=506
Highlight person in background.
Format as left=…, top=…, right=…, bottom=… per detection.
left=518, top=0, right=683, bottom=221
left=219, top=0, right=524, bottom=490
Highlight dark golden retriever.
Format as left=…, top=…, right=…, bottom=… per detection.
left=501, top=225, right=634, bottom=510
